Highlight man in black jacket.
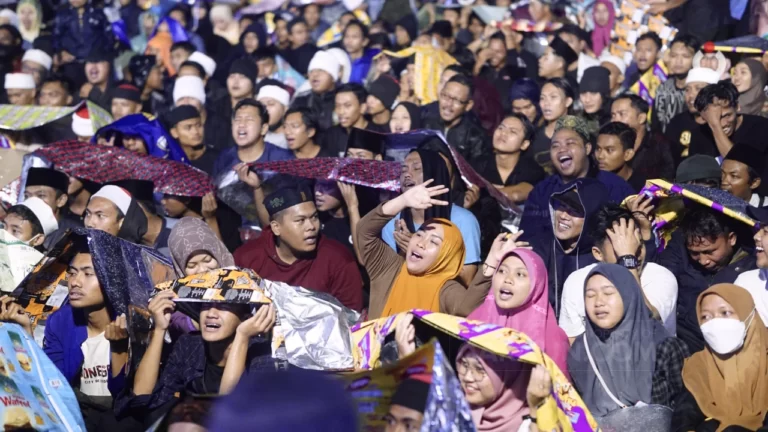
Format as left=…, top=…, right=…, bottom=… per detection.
left=291, top=50, right=338, bottom=132
left=423, top=74, right=491, bottom=162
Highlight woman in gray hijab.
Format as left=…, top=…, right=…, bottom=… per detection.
left=567, top=264, right=688, bottom=430
left=732, top=58, right=768, bottom=117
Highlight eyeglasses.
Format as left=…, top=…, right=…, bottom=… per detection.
left=456, top=359, right=487, bottom=380
left=440, top=91, right=469, bottom=106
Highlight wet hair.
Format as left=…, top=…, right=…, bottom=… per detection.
left=343, top=19, right=369, bottom=40
left=670, top=34, right=700, bottom=54
left=451, top=49, right=476, bottom=72
left=588, top=203, right=634, bottom=247
left=446, top=74, right=474, bottom=99
left=284, top=106, right=318, bottom=132
left=636, top=32, right=662, bottom=51
left=613, top=93, right=649, bottom=116
left=598, top=121, right=636, bottom=151
left=543, top=77, right=576, bottom=101
left=501, top=113, right=535, bottom=142
left=178, top=60, right=205, bottom=78
left=335, top=83, right=367, bottom=104
left=41, top=74, right=74, bottom=97
left=171, top=41, right=195, bottom=54
left=6, top=205, right=43, bottom=237
left=368, top=33, right=392, bottom=50
left=287, top=17, right=307, bottom=34
left=253, top=47, right=276, bottom=61
left=680, top=206, right=734, bottom=246
left=694, top=81, right=739, bottom=113
left=233, top=98, right=269, bottom=125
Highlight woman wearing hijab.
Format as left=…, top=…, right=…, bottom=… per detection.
left=358, top=177, right=491, bottom=319
left=16, top=0, right=40, bottom=48
left=672, top=284, right=768, bottom=431
left=568, top=264, right=688, bottom=426
left=731, top=58, right=768, bottom=117
left=131, top=11, right=158, bottom=54
left=210, top=4, right=240, bottom=46
left=468, top=249, right=570, bottom=375
left=590, top=0, right=615, bottom=57
left=389, top=102, right=423, bottom=133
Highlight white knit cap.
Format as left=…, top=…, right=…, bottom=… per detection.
left=308, top=51, right=340, bottom=82
left=22, top=49, right=53, bottom=71
left=326, top=48, right=351, bottom=84
left=19, top=197, right=58, bottom=236
left=685, top=67, right=721, bottom=85
left=188, top=51, right=216, bottom=77
left=173, top=75, right=206, bottom=105
left=0, top=9, right=18, bottom=29
left=91, top=185, right=131, bottom=214
left=257, top=85, right=290, bottom=107
left=71, top=106, right=93, bottom=137
left=4, top=73, right=35, bottom=90
left=599, top=53, right=626, bottom=76
left=342, top=0, right=363, bottom=11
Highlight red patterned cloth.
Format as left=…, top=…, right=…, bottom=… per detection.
left=445, top=146, right=520, bottom=214
left=31, top=140, right=214, bottom=196
left=248, top=157, right=402, bottom=191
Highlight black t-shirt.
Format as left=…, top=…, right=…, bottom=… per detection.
left=626, top=171, right=648, bottom=193
left=683, top=114, right=768, bottom=158
left=189, top=148, right=221, bottom=176
left=471, top=153, right=546, bottom=190
left=664, top=112, right=707, bottom=161
left=320, top=213, right=354, bottom=254
left=529, top=126, right=554, bottom=174
left=190, top=363, right=223, bottom=395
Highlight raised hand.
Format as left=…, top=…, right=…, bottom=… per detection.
left=337, top=181, right=359, bottom=209
left=237, top=304, right=276, bottom=338
left=0, top=296, right=31, bottom=334
left=625, top=194, right=654, bottom=240
left=105, top=313, right=128, bottom=343
left=606, top=217, right=641, bottom=258
left=486, top=231, right=529, bottom=269
left=526, top=365, right=552, bottom=410
left=401, top=179, right=449, bottom=210
left=148, top=290, right=176, bottom=333
left=235, top=163, right=262, bottom=189
left=394, top=313, right=416, bottom=359
left=201, top=192, right=218, bottom=219
left=463, top=184, right=481, bottom=209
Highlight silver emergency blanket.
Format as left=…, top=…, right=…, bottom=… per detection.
left=263, top=280, right=360, bottom=371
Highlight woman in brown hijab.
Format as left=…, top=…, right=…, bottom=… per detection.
left=672, top=284, right=768, bottom=431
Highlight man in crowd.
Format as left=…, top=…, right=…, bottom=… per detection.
left=284, top=106, right=334, bottom=159
left=5, top=73, right=36, bottom=105
left=84, top=185, right=148, bottom=244
left=2, top=197, right=59, bottom=249
left=721, top=143, right=767, bottom=207
left=292, top=50, right=339, bottom=131
left=256, top=83, right=290, bottom=149
left=110, top=83, right=143, bottom=120
left=625, top=32, right=662, bottom=88
left=664, top=67, right=721, bottom=161
left=594, top=122, right=645, bottom=192
left=82, top=48, right=112, bottom=110
left=538, top=36, right=578, bottom=90
left=167, top=105, right=218, bottom=175
left=321, top=83, right=383, bottom=157
left=474, top=32, right=521, bottom=112
left=21, top=48, right=52, bottom=88
left=600, top=53, right=626, bottom=97
left=38, top=75, right=74, bottom=107
left=233, top=186, right=363, bottom=311
left=129, top=55, right=167, bottom=116
left=650, top=35, right=698, bottom=133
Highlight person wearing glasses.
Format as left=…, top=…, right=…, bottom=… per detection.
left=423, top=74, right=491, bottom=163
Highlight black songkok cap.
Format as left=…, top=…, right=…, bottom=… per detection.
left=725, top=143, right=766, bottom=174
left=108, top=179, right=155, bottom=204
left=345, top=128, right=385, bottom=155
left=167, top=105, right=201, bottom=128
left=25, top=167, right=69, bottom=193
left=390, top=376, right=431, bottom=414
left=550, top=36, right=579, bottom=66
left=263, top=187, right=312, bottom=217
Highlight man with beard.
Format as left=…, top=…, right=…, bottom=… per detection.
left=233, top=187, right=363, bottom=311
left=664, top=67, right=721, bottom=162
left=650, top=35, right=698, bottom=133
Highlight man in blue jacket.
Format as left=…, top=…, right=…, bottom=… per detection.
left=519, top=115, right=635, bottom=241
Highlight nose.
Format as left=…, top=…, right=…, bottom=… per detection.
left=69, top=273, right=82, bottom=289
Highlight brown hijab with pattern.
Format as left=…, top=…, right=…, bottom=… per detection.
left=168, top=217, right=235, bottom=277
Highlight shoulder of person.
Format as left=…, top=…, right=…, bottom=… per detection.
left=563, top=264, right=596, bottom=294
left=449, top=204, right=480, bottom=225
left=319, top=235, right=357, bottom=263
left=641, top=263, right=678, bottom=286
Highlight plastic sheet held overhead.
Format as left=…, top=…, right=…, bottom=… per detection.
left=26, top=140, right=214, bottom=197
left=351, top=310, right=599, bottom=432
left=0, top=100, right=112, bottom=133
left=153, top=267, right=359, bottom=371
left=13, top=228, right=175, bottom=347
left=0, top=230, right=43, bottom=293
left=248, top=157, right=402, bottom=191
left=0, top=322, right=86, bottom=431
left=342, top=339, right=476, bottom=432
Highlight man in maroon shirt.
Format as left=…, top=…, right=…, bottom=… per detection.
left=234, top=186, right=363, bottom=311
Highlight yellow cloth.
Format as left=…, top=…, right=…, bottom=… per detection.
left=683, top=284, right=768, bottom=432
left=376, top=46, right=458, bottom=104
left=380, top=218, right=464, bottom=316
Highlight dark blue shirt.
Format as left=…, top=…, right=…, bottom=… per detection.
left=212, top=142, right=295, bottom=179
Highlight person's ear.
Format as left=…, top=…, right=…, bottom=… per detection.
left=30, top=234, right=45, bottom=247
left=585, top=142, right=592, bottom=155
left=751, top=176, right=762, bottom=191
left=170, top=127, right=179, bottom=139
left=591, top=246, right=603, bottom=262
left=637, top=111, right=647, bottom=126
left=56, top=193, right=68, bottom=210
left=514, top=32, right=523, bottom=45
left=260, top=122, right=269, bottom=137
left=623, top=148, right=635, bottom=163
left=566, top=97, right=573, bottom=108
left=66, top=95, right=73, bottom=105
left=728, top=231, right=737, bottom=247
left=360, top=101, right=368, bottom=115
left=308, top=127, right=316, bottom=139
left=270, top=219, right=280, bottom=236
left=520, top=139, right=531, bottom=152
left=466, top=99, right=474, bottom=112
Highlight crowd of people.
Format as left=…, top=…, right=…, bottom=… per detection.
left=1, top=0, right=768, bottom=430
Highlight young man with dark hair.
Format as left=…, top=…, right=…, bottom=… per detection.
left=3, top=197, right=59, bottom=248
left=650, top=35, right=699, bottom=133
left=611, top=94, right=676, bottom=180
left=721, top=143, right=767, bottom=206
left=85, top=185, right=148, bottom=244
left=424, top=74, right=490, bottom=162
left=110, top=83, right=143, bottom=121
left=280, top=18, right=319, bottom=75
left=343, top=20, right=376, bottom=84
left=214, top=99, right=294, bottom=178
left=232, top=186, right=363, bottom=311
left=82, top=48, right=113, bottom=111
left=595, top=122, right=646, bottom=191
left=302, top=3, right=329, bottom=42
left=656, top=206, right=755, bottom=352
left=176, top=60, right=206, bottom=80
left=560, top=202, right=678, bottom=340
left=291, top=50, right=339, bottom=131
left=24, top=167, right=70, bottom=223
left=38, top=75, right=74, bottom=107
left=170, top=41, right=195, bottom=73
left=320, top=83, right=384, bottom=157
left=538, top=36, right=578, bottom=90
left=167, top=105, right=219, bottom=175
left=284, top=106, right=334, bottom=159
left=624, top=32, right=662, bottom=88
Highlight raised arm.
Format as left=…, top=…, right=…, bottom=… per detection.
left=235, top=163, right=270, bottom=228
left=133, top=291, right=174, bottom=396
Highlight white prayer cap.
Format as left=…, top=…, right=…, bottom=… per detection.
left=599, top=53, right=627, bottom=76
left=685, top=67, right=721, bottom=85
left=22, top=49, right=53, bottom=71
left=188, top=52, right=216, bottom=77
left=257, top=85, right=290, bottom=107
left=91, top=185, right=132, bottom=214
left=19, top=197, right=58, bottom=236
left=4, top=73, right=35, bottom=90
left=173, top=75, right=206, bottom=105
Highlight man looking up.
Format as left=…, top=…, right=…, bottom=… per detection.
left=233, top=186, right=363, bottom=311
left=423, top=74, right=490, bottom=163
left=110, top=84, right=142, bottom=121
left=611, top=94, right=675, bottom=180
left=214, top=99, right=293, bottom=178
left=650, top=35, right=698, bottom=133
left=538, top=36, right=578, bottom=90
left=167, top=105, right=219, bottom=176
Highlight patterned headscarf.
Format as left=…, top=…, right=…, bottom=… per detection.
left=168, top=217, right=235, bottom=277
left=554, top=115, right=591, bottom=143
left=129, top=55, right=155, bottom=91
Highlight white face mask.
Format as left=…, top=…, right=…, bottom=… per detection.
left=700, top=309, right=755, bottom=355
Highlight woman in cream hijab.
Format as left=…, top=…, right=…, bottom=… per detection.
left=16, top=0, right=40, bottom=47
left=210, top=4, right=239, bottom=45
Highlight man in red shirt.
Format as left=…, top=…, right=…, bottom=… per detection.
left=234, top=186, right=363, bottom=311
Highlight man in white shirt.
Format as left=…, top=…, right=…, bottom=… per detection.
left=735, top=206, right=768, bottom=324
left=559, top=202, right=678, bottom=341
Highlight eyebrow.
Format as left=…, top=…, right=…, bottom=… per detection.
left=68, top=266, right=94, bottom=272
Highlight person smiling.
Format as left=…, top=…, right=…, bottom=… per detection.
left=721, top=143, right=766, bottom=206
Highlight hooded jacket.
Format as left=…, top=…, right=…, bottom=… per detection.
left=422, top=113, right=492, bottom=163
left=292, top=88, right=337, bottom=132
left=531, top=178, right=609, bottom=317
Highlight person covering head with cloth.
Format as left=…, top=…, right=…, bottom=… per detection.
left=467, top=248, right=569, bottom=375
left=85, top=185, right=148, bottom=244
left=568, top=264, right=688, bottom=426
left=672, top=284, right=768, bottom=431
